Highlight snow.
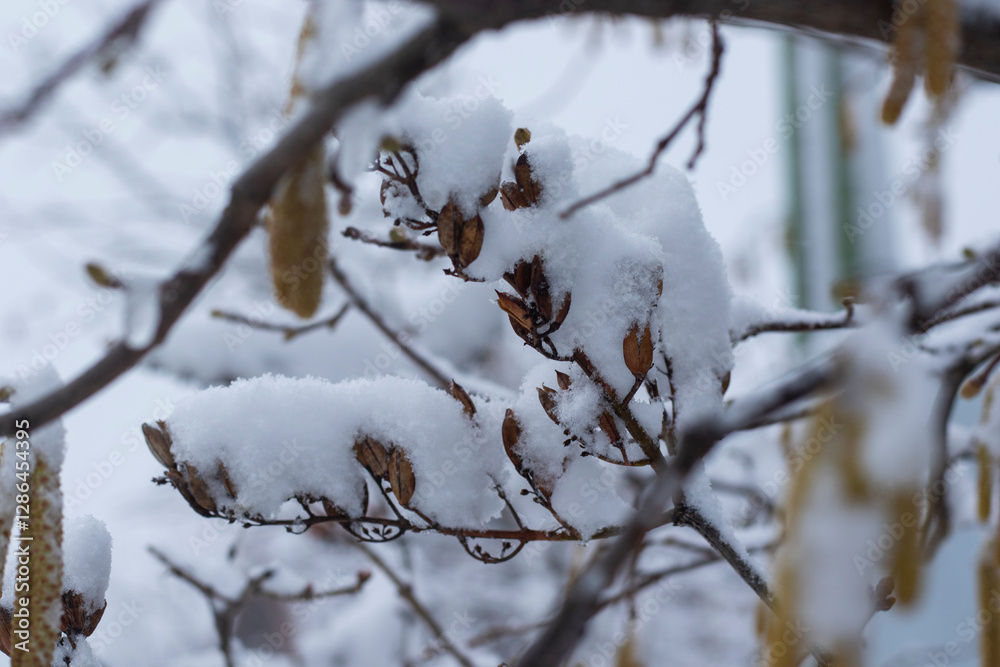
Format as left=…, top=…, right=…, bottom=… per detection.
left=0, top=1, right=998, bottom=664
left=166, top=374, right=508, bottom=527
left=63, top=515, right=112, bottom=614
left=1, top=366, right=67, bottom=468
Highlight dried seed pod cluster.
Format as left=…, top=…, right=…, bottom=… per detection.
left=60, top=592, right=106, bottom=638
left=881, top=0, right=959, bottom=124
left=500, top=131, right=543, bottom=210
left=143, top=421, right=363, bottom=520
left=354, top=437, right=416, bottom=507
left=437, top=200, right=485, bottom=268
left=497, top=255, right=571, bottom=358
left=502, top=408, right=557, bottom=500
left=622, top=322, right=654, bottom=378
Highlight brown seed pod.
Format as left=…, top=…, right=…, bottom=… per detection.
left=268, top=145, right=329, bottom=318
left=184, top=464, right=218, bottom=513
left=552, top=292, right=572, bottom=328
left=479, top=184, right=499, bottom=208
left=322, top=481, right=368, bottom=519
left=537, top=386, right=560, bottom=424
left=458, top=213, right=485, bottom=267
left=61, top=592, right=106, bottom=637
left=530, top=256, right=552, bottom=321
left=450, top=381, right=476, bottom=417
left=623, top=323, right=654, bottom=377
left=354, top=437, right=391, bottom=479
left=509, top=260, right=533, bottom=295
left=436, top=200, right=462, bottom=256
left=555, top=371, right=572, bottom=391
left=217, top=462, right=238, bottom=500
left=388, top=447, right=416, bottom=506
left=501, top=409, right=524, bottom=471
left=500, top=181, right=527, bottom=211
left=515, top=153, right=543, bottom=205
left=496, top=291, right=533, bottom=330
left=142, top=421, right=175, bottom=469
left=598, top=411, right=622, bottom=446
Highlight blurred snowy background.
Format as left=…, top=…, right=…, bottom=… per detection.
left=0, top=1, right=998, bottom=665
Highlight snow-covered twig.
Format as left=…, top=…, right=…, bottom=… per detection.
left=737, top=299, right=857, bottom=341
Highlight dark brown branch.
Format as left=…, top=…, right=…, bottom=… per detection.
left=559, top=22, right=724, bottom=219
left=0, top=18, right=470, bottom=438
left=516, top=357, right=837, bottom=667
left=211, top=303, right=350, bottom=341
left=0, top=0, right=165, bottom=135
left=329, top=259, right=452, bottom=389
left=426, top=0, right=1000, bottom=83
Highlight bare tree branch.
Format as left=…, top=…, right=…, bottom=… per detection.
left=426, top=0, right=1000, bottom=82
left=329, top=259, right=453, bottom=389
left=0, top=17, right=471, bottom=438
left=0, top=0, right=165, bottom=135
left=211, top=303, right=351, bottom=341
left=560, top=22, right=724, bottom=219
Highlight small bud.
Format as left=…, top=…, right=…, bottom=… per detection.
left=514, top=128, right=532, bottom=151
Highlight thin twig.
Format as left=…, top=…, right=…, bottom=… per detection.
left=0, top=18, right=471, bottom=438
left=329, top=259, right=452, bottom=389
left=150, top=547, right=370, bottom=667
left=559, top=22, right=724, bottom=219
left=0, top=0, right=165, bottom=135
left=351, top=542, right=476, bottom=667
left=211, top=303, right=350, bottom=341
left=342, top=226, right=446, bottom=260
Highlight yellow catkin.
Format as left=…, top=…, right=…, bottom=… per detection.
left=779, top=422, right=793, bottom=460
left=980, top=547, right=1000, bottom=667
left=925, top=0, right=959, bottom=97
left=11, top=455, right=63, bottom=667
left=882, top=7, right=924, bottom=124
left=837, top=416, right=870, bottom=503
left=764, top=409, right=830, bottom=667
left=755, top=599, right=769, bottom=640
left=614, top=634, right=645, bottom=667
left=979, top=442, right=994, bottom=523
left=267, top=11, right=329, bottom=319
left=889, top=491, right=922, bottom=606
left=994, top=508, right=1000, bottom=566
left=764, top=585, right=798, bottom=667
left=268, top=147, right=329, bottom=318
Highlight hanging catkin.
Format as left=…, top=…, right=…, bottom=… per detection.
left=881, top=0, right=959, bottom=124
left=267, top=10, right=328, bottom=318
